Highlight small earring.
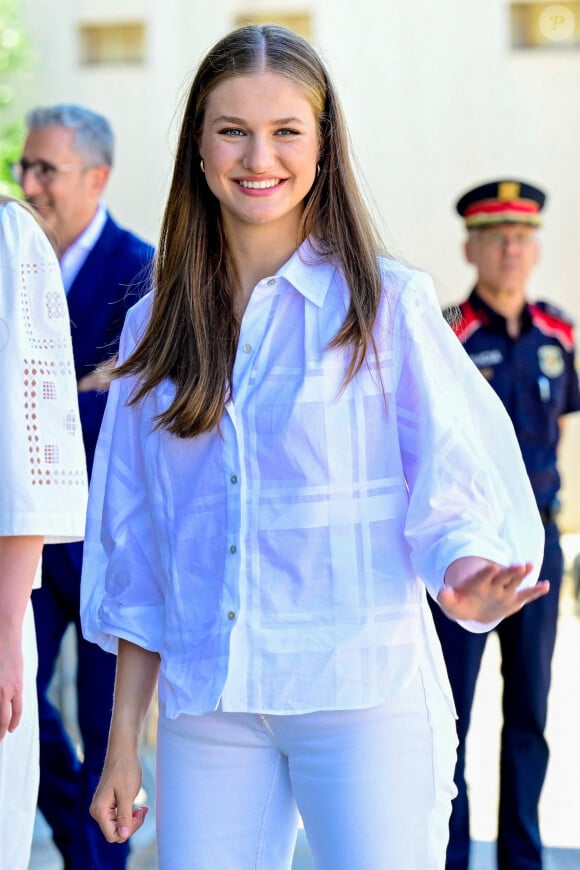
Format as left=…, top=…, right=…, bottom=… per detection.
left=316, top=164, right=321, bottom=177
left=200, top=159, right=205, bottom=173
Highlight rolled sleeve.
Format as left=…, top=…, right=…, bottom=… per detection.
left=81, top=296, right=165, bottom=654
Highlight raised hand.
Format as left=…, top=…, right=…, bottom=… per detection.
left=437, top=557, right=550, bottom=625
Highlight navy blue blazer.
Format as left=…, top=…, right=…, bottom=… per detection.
left=69, top=212, right=154, bottom=475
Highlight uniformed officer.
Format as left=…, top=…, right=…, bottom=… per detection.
left=429, top=179, right=580, bottom=870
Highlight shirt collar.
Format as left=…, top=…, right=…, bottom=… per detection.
left=469, top=287, right=532, bottom=333
left=59, top=204, right=108, bottom=293
left=276, top=238, right=337, bottom=308
left=73, top=202, right=108, bottom=253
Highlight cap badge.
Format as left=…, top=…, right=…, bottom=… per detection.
left=498, top=181, right=521, bottom=200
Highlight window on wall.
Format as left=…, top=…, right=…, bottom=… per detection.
left=510, top=2, right=580, bottom=48
left=234, top=11, right=312, bottom=40
left=78, top=22, right=146, bottom=65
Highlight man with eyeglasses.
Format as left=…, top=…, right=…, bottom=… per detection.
left=13, top=104, right=154, bottom=870
left=428, top=179, right=580, bottom=870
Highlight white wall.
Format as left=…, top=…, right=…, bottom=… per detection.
left=18, top=0, right=580, bottom=528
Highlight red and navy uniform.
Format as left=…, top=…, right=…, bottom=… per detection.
left=446, top=290, right=580, bottom=514
left=431, top=289, right=580, bottom=870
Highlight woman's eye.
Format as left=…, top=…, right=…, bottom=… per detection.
left=276, top=128, right=299, bottom=136
left=220, top=128, right=245, bottom=137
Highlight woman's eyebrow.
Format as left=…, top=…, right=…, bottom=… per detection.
left=210, top=114, right=306, bottom=126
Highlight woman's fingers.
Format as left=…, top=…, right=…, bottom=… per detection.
left=516, top=580, right=550, bottom=605
left=0, top=687, right=22, bottom=740
left=90, top=789, right=148, bottom=843
left=8, top=691, right=22, bottom=733
left=116, top=800, right=149, bottom=841
left=90, top=788, right=123, bottom=842
left=488, top=562, right=533, bottom=590
left=437, top=561, right=548, bottom=623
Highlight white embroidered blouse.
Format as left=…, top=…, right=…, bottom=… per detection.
left=0, top=201, right=88, bottom=582
left=81, top=243, right=543, bottom=718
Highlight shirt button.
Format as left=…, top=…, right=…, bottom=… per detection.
left=243, top=343, right=252, bottom=353
left=229, top=544, right=237, bottom=554
left=267, top=278, right=276, bottom=286
left=228, top=611, right=236, bottom=620
left=230, top=474, right=238, bottom=484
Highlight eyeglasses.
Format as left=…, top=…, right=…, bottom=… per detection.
left=475, top=229, right=537, bottom=248
left=10, top=158, right=77, bottom=186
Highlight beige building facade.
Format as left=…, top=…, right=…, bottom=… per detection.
left=17, top=0, right=580, bottom=528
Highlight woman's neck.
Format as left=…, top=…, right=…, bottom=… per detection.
left=225, top=222, right=302, bottom=319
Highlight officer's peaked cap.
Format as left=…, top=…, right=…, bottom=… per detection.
left=455, top=179, right=546, bottom=228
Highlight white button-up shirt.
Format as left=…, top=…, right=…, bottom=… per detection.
left=81, top=242, right=543, bottom=718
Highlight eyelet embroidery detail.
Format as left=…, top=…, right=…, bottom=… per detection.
left=23, top=358, right=83, bottom=486
left=20, top=260, right=69, bottom=350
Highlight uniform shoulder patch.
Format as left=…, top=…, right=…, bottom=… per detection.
left=531, top=301, right=576, bottom=352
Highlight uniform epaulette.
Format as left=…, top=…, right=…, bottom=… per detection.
left=534, top=300, right=575, bottom=326
left=530, top=301, right=576, bottom=352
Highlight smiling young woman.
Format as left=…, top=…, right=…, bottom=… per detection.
left=81, top=25, right=547, bottom=870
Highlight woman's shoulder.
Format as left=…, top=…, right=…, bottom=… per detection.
left=0, top=197, right=46, bottom=241
left=117, top=290, right=155, bottom=358
left=0, top=197, right=28, bottom=222
left=378, top=255, right=430, bottom=284
left=377, top=256, right=436, bottom=304
left=125, top=288, right=155, bottom=328
left=0, top=199, right=60, bottom=282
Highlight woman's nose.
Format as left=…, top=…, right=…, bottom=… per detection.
left=242, top=135, right=273, bottom=173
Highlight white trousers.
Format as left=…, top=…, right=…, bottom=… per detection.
left=0, top=602, right=39, bottom=870
left=156, top=665, right=457, bottom=870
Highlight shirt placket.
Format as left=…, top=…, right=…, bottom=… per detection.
left=220, top=277, right=280, bottom=709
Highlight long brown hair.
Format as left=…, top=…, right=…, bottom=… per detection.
left=117, top=24, right=386, bottom=437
